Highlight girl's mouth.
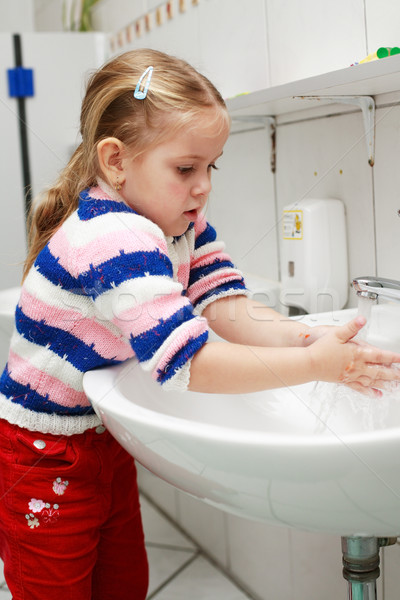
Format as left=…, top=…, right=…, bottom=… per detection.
left=183, top=209, right=198, bottom=221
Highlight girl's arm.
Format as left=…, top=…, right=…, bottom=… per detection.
left=203, top=295, right=311, bottom=347
left=189, top=316, right=400, bottom=394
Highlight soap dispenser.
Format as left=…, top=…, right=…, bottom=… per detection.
left=281, top=198, right=348, bottom=314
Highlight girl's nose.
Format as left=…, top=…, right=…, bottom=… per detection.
left=192, top=173, right=212, bottom=199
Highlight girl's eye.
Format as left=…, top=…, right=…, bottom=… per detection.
left=208, top=163, right=218, bottom=171
left=177, top=166, right=194, bottom=175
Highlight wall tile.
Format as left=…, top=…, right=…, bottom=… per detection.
left=137, top=465, right=180, bottom=521
left=91, top=0, right=147, bottom=32
left=275, top=109, right=376, bottom=308
left=209, top=127, right=279, bottom=281
left=198, top=0, right=270, bottom=98
left=289, top=530, right=345, bottom=600
left=365, top=0, right=400, bottom=53
left=176, top=491, right=229, bottom=568
left=382, top=541, right=400, bottom=600
left=137, top=3, right=201, bottom=70
left=373, top=101, right=400, bottom=280
left=226, top=514, right=292, bottom=600
left=266, top=0, right=366, bottom=87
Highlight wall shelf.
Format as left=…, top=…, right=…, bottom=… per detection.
left=226, top=54, right=400, bottom=119
left=227, top=55, right=400, bottom=166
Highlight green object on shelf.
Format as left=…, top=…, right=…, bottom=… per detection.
left=377, top=46, right=400, bottom=59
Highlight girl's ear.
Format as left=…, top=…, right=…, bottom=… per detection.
left=97, top=137, right=126, bottom=186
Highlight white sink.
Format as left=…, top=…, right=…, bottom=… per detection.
left=83, top=303, right=400, bottom=537
left=0, top=287, right=20, bottom=369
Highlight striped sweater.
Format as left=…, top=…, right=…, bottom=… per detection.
left=0, top=184, right=247, bottom=435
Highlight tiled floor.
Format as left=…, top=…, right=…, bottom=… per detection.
left=0, top=494, right=253, bottom=599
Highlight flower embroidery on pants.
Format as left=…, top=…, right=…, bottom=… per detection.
left=25, top=477, right=70, bottom=528
left=53, top=478, right=69, bottom=496
left=25, top=514, right=39, bottom=529
left=42, top=504, right=60, bottom=524
left=28, top=498, right=46, bottom=513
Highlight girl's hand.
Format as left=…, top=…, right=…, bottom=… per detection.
left=300, top=324, right=334, bottom=347
left=306, top=316, right=400, bottom=394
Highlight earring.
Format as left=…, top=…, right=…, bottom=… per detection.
left=115, top=179, right=122, bottom=192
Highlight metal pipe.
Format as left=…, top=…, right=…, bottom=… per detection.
left=341, top=537, right=397, bottom=600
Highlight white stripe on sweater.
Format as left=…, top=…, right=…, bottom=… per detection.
left=10, top=331, right=85, bottom=392
left=0, top=392, right=101, bottom=435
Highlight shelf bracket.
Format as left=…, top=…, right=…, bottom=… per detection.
left=296, top=95, right=375, bottom=167
left=230, top=115, right=276, bottom=173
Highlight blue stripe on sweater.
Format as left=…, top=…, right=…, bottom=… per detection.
left=14, top=305, right=121, bottom=372
left=188, top=259, right=236, bottom=287
left=79, top=249, right=173, bottom=299
left=78, top=190, right=138, bottom=220
left=35, top=245, right=81, bottom=291
left=35, top=244, right=173, bottom=298
left=157, top=330, right=208, bottom=384
left=0, top=366, right=95, bottom=416
left=194, top=222, right=217, bottom=250
left=129, top=305, right=196, bottom=363
left=193, top=280, right=247, bottom=308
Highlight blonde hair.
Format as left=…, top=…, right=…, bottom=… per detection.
left=23, top=48, right=229, bottom=280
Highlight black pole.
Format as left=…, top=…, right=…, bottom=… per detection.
left=13, top=33, right=32, bottom=219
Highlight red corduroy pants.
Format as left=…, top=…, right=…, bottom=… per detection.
left=0, top=418, right=149, bottom=600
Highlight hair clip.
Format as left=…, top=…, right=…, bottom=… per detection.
left=134, top=66, right=154, bottom=100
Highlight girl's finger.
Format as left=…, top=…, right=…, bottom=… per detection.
left=335, top=316, right=367, bottom=343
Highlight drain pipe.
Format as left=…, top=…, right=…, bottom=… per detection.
left=341, top=536, right=397, bottom=599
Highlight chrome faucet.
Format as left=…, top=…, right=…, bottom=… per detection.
left=352, top=276, right=400, bottom=302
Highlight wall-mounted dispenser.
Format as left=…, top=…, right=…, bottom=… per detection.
left=281, top=198, right=348, bottom=314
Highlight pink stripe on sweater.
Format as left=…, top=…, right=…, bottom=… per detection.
left=113, top=294, right=192, bottom=338
left=177, top=262, right=190, bottom=288
left=49, top=227, right=168, bottom=275
left=188, top=271, right=243, bottom=305
left=19, top=289, right=132, bottom=362
left=153, top=317, right=208, bottom=379
left=193, top=213, right=208, bottom=237
left=7, top=350, right=90, bottom=408
left=87, top=186, right=112, bottom=200
left=191, top=251, right=233, bottom=269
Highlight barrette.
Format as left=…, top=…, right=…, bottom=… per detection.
left=134, top=66, right=154, bottom=100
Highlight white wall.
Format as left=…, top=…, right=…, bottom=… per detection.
left=0, top=0, right=34, bottom=31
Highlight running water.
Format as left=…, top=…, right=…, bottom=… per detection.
left=355, top=293, right=374, bottom=341
left=309, top=296, right=400, bottom=434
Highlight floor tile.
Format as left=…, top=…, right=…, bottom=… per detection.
left=146, top=546, right=198, bottom=598
left=141, top=495, right=196, bottom=550
left=149, top=555, right=251, bottom=600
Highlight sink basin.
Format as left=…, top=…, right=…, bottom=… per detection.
left=83, top=303, right=400, bottom=536
left=0, top=287, right=20, bottom=369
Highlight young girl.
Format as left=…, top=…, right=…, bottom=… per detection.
left=0, top=48, right=399, bottom=600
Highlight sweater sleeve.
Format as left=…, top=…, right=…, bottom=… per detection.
left=77, top=212, right=209, bottom=391
left=187, top=214, right=249, bottom=314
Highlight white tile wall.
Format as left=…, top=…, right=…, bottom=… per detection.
left=266, top=0, right=367, bottom=86
left=198, top=0, right=270, bottom=98
left=365, top=0, right=400, bottom=53
left=275, top=106, right=377, bottom=308
left=209, top=127, right=279, bottom=281
left=373, top=101, right=400, bottom=280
